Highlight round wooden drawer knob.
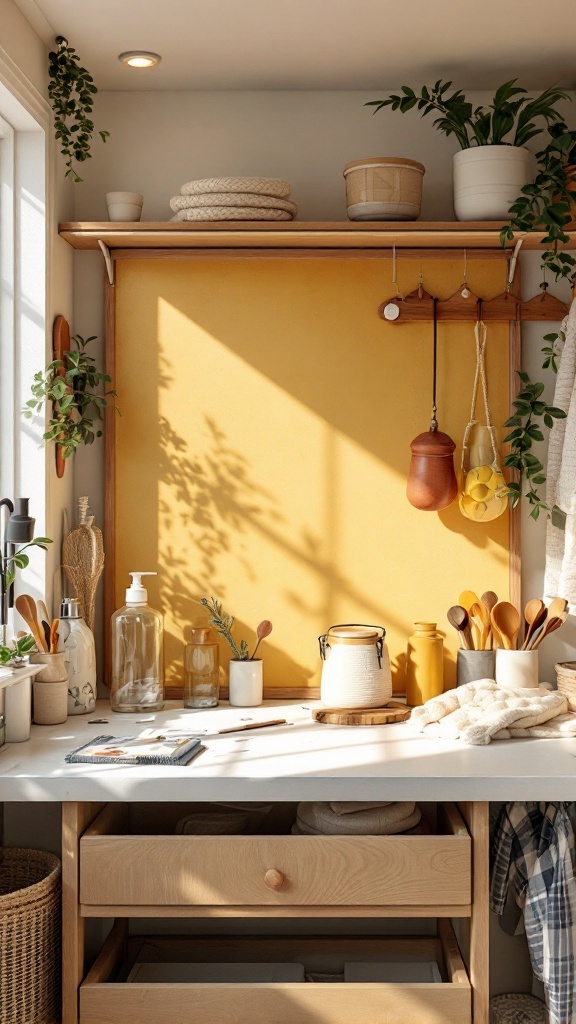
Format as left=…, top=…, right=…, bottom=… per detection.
left=264, top=868, right=285, bottom=889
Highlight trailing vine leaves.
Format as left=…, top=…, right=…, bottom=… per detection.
left=504, top=369, right=566, bottom=520
left=23, top=335, right=118, bottom=460
left=48, top=36, right=109, bottom=182
left=3, top=539, right=52, bottom=590
left=500, top=123, right=576, bottom=283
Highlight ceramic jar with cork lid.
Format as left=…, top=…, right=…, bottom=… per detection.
left=405, top=622, right=444, bottom=706
left=30, top=652, right=68, bottom=725
left=184, top=628, right=220, bottom=708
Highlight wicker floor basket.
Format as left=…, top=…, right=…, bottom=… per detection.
left=555, top=661, right=576, bottom=711
left=0, top=848, right=61, bottom=1024
left=490, top=993, right=547, bottom=1023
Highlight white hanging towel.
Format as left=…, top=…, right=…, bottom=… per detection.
left=544, top=296, right=576, bottom=608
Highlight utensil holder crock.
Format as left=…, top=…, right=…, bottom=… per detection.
left=228, top=659, right=263, bottom=707
left=495, top=649, right=539, bottom=690
left=31, top=653, right=68, bottom=725
left=457, top=649, right=496, bottom=686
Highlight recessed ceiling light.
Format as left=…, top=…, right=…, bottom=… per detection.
left=119, top=51, right=161, bottom=68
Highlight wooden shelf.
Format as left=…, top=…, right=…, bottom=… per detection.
left=58, top=220, right=576, bottom=252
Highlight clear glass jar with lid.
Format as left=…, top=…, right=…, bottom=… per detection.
left=184, top=628, right=220, bottom=708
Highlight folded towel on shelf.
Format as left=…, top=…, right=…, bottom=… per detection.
left=329, top=801, right=394, bottom=816
left=294, top=800, right=421, bottom=836
left=170, top=193, right=297, bottom=215
left=179, top=176, right=292, bottom=199
left=410, top=680, right=576, bottom=745
left=171, top=206, right=294, bottom=222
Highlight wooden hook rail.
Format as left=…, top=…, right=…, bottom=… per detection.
left=378, top=287, right=570, bottom=324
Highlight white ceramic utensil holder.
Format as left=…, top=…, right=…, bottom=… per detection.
left=495, top=649, right=539, bottom=690
left=228, top=659, right=263, bottom=707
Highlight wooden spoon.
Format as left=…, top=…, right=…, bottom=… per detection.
left=521, top=600, right=546, bottom=650
left=49, top=618, right=60, bottom=654
left=491, top=602, right=521, bottom=651
left=480, top=591, right=498, bottom=650
left=37, top=599, right=50, bottom=625
left=15, top=594, right=48, bottom=652
left=530, top=611, right=569, bottom=651
left=527, top=598, right=569, bottom=650
left=459, top=590, right=481, bottom=615
left=447, top=605, right=473, bottom=650
left=470, top=602, right=489, bottom=650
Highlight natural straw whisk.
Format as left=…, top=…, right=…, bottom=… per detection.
left=62, top=496, right=104, bottom=630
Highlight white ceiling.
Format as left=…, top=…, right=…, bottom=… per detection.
left=14, top=0, right=576, bottom=92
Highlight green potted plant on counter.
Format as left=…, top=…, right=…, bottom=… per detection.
left=366, top=79, right=569, bottom=221
left=201, top=597, right=272, bottom=709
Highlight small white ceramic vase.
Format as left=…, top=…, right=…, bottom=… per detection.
left=228, top=659, right=263, bottom=707
left=495, top=649, right=539, bottom=690
left=106, top=191, right=143, bottom=222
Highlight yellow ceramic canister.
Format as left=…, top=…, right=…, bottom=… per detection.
left=405, top=622, right=444, bottom=707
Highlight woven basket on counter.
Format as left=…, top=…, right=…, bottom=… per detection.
left=555, top=661, right=576, bottom=711
left=490, top=993, right=547, bottom=1023
left=0, top=848, right=61, bottom=1024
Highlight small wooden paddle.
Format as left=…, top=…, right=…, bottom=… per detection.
left=491, top=602, right=521, bottom=650
left=521, top=600, right=546, bottom=650
left=15, top=594, right=48, bottom=652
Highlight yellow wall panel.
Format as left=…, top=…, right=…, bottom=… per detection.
left=114, top=257, right=511, bottom=692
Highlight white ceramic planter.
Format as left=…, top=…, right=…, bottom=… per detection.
left=106, top=191, right=143, bottom=222
left=453, top=146, right=535, bottom=221
left=495, top=649, right=539, bottom=690
left=228, top=660, right=263, bottom=707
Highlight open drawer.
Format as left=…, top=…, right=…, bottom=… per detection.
left=79, top=802, right=471, bottom=912
left=80, top=922, right=471, bottom=1024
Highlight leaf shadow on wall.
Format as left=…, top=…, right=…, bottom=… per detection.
left=158, top=411, right=313, bottom=686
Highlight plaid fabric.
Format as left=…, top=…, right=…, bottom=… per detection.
left=491, top=803, right=576, bottom=1024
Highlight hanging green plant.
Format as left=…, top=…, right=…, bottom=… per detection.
left=23, top=335, right=118, bottom=459
left=48, top=35, right=109, bottom=183
left=504, top=330, right=567, bottom=519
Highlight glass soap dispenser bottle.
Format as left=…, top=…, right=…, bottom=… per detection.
left=184, top=628, right=220, bottom=708
left=110, top=571, right=164, bottom=713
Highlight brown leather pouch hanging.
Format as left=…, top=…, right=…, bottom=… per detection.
left=406, top=298, right=458, bottom=511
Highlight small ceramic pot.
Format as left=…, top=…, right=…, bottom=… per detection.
left=228, top=659, right=263, bottom=707
left=495, top=649, right=539, bottom=690
left=457, top=650, right=496, bottom=686
left=33, top=680, right=68, bottom=725
left=106, top=191, right=143, bottom=222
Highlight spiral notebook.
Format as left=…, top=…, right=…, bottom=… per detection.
left=65, top=732, right=202, bottom=765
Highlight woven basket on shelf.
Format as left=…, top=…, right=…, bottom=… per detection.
left=0, top=848, right=61, bottom=1024
left=490, top=993, right=547, bottom=1023
left=555, top=661, right=576, bottom=711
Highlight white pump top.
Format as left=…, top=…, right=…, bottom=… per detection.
left=126, top=571, right=156, bottom=604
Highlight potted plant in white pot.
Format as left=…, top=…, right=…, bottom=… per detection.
left=366, top=80, right=569, bottom=220
left=201, top=597, right=272, bottom=707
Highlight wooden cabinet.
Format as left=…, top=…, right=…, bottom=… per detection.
left=62, top=800, right=489, bottom=1024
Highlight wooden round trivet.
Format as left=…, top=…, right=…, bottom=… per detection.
left=312, top=701, right=410, bottom=726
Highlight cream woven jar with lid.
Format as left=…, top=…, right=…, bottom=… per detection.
left=319, top=624, right=392, bottom=708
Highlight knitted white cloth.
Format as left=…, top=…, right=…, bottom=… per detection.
left=544, top=296, right=576, bottom=608
left=410, top=680, right=576, bottom=745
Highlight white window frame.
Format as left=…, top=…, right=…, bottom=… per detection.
left=0, top=45, right=50, bottom=614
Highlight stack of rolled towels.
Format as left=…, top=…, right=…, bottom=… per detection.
left=292, top=801, right=422, bottom=836
left=169, top=176, right=297, bottom=222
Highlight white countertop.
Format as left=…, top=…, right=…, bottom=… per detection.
left=1, top=699, right=576, bottom=802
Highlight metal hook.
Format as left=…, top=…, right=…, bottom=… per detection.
left=461, top=249, right=470, bottom=298
left=391, top=244, right=401, bottom=297
left=418, top=264, right=424, bottom=299
left=506, top=238, right=523, bottom=292
left=382, top=245, right=402, bottom=320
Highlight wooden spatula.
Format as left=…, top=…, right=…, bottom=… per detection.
left=15, top=594, right=48, bottom=652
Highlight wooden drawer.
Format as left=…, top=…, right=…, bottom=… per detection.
left=80, top=923, right=471, bottom=1024
left=79, top=803, right=471, bottom=910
